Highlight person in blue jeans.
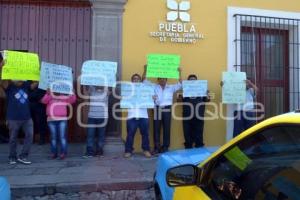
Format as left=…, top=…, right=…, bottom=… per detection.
left=83, top=86, right=109, bottom=158
left=124, top=74, right=152, bottom=158
left=41, top=90, right=76, bottom=159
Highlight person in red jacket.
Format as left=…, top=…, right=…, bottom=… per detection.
left=41, top=90, right=76, bottom=159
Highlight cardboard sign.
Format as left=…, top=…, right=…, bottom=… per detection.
left=222, top=72, right=246, bottom=104
left=1, top=50, right=40, bottom=80
left=38, top=62, right=73, bottom=94
left=182, top=80, right=208, bottom=97
left=120, top=82, right=155, bottom=108
left=80, top=60, right=117, bottom=87
left=146, top=54, right=180, bottom=79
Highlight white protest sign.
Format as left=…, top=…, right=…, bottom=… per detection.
left=38, top=62, right=73, bottom=94
left=182, top=80, right=208, bottom=97
left=120, top=82, right=155, bottom=108
left=80, top=60, right=117, bottom=87
left=222, top=71, right=246, bottom=104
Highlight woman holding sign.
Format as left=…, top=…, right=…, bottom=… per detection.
left=143, top=64, right=182, bottom=154
left=41, top=89, right=76, bottom=160
left=181, top=74, right=210, bottom=149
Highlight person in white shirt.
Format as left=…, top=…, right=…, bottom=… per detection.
left=124, top=74, right=152, bottom=158
left=143, top=65, right=182, bottom=154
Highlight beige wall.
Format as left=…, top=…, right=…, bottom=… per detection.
left=122, top=0, right=300, bottom=151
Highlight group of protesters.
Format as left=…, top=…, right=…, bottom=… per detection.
left=0, top=53, right=258, bottom=165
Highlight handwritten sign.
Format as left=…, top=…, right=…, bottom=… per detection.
left=146, top=54, right=180, bottom=79
left=120, top=82, right=155, bottom=108
left=38, top=62, right=73, bottom=94
left=80, top=60, right=117, bottom=87
left=1, top=50, right=40, bottom=80
left=224, top=146, right=252, bottom=171
left=222, top=72, right=246, bottom=104
left=182, top=80, right=208, bottom=97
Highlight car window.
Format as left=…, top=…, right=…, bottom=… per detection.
left=201, top=125, right=300, bottom=200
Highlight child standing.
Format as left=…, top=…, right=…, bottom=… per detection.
left=41, top=90, right=76, bottom=159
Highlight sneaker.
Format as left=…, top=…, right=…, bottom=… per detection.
left=124, top=152, right=132, bottom=158
left=152, top=149, right=160, bottom=155
left=82, top=154, right=93, bottom=159
left=60, top=154, right=65, bottom=160
left=96, top=148, right=104, bottom=157
left=143, top=151, right=152, bottom=158
left=17, top=157, right=32, bottom=165
left=8, top=158, right=17, bottom=165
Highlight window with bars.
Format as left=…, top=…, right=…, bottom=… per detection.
left=234, top=14, right=300, bottom=119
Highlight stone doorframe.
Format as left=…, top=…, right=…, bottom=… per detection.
left=90, top=0, right=128, bottom=136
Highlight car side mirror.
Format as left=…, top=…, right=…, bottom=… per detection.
left=166, top=164, right=198, bottom=187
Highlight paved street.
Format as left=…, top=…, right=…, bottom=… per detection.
left=0, top=141, right=157, bottom=199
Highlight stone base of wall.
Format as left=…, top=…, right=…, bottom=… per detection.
left=14, top=188, right=155, bottom=200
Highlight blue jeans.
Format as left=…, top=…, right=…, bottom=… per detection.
left=125, top=118, right=150, bottom=153
left=86, top=118, right=107, bottom=155
left=47, top=120, right=68, bottom=155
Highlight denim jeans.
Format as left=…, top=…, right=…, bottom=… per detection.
left=86, top=118, right=107, bottom=155
left=8, top=119, right=33, bottom=159
left=125, top=118, right=150, bottom=153
left=47, top=120, right=68, bottom=155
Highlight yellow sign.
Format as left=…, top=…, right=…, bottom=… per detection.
left=224, top=146, right=252, bottom=171
left=1, top=50, right=40, bottom=81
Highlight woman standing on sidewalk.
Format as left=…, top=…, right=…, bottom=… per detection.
left=41, top=89, right=76, bottom=160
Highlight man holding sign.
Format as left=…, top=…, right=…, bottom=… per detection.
left=144, top=58, right=182, bottom=154
left=0, top=52, right=39, bottom=165
left=181, top=74, right=210, bottom=149
left=221, top=72, right=258, bottom=137
left=123, top=74, right=153, bottom=158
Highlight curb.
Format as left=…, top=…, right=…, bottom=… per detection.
left=11, top=181, right=154, bottom=197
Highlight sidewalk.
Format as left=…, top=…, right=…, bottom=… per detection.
left=0, top=142, right=157, bottom=199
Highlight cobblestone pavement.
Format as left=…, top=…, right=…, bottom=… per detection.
left=0, top=142, right=157, bottom=199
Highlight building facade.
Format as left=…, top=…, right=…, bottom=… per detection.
left=0, top=0, right=300, bottom=151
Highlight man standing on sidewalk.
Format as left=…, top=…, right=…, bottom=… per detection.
left=0, top=55, right=38, bottom=165
left=143, top=65, right=182, bottom=154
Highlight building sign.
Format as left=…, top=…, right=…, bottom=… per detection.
left=149, top=0, right=204, bottom=44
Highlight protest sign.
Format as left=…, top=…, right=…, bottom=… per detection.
left=80, top=60, right=117, bottom=87
left=120, top=82, right=155, bottom=108
left=182, top=80, right=208, bottom=97
left=146, top=54, right=180, bottom=79
left=1, top=50, right=40, bottom=80
left=224, top=146, right=252, bottom=171
left=222, top=71, right=246, bottom=104
left=38, top=62, right=73, bottom=94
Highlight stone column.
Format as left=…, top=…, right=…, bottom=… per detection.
left=90, top=0, right=127, bottom=137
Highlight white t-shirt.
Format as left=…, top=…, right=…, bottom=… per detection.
left=127, top=108, right=148, bottom=119
left=237, top=88, right=255, bottom=111
left=144, top=80, right=181, bottom=107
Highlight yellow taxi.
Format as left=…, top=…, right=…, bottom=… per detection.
left=154, top=112, right=300, bottom=200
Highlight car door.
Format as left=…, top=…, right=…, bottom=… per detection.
left=173, top=124, right=300, bottom=200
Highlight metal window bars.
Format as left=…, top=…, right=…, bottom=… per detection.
left=233, top=14, right=300, bottom=119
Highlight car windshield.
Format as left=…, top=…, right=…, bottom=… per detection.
left=203, top=125, right=300, bottom=200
